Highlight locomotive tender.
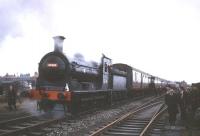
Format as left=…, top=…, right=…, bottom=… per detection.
left=30, top=36, right=168, bottom=113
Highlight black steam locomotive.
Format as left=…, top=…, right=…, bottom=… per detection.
left=30, top=36, right=168, bottom=113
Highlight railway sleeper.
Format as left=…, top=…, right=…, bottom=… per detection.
left=25, top=131, right=45, bottom=136
left=103, top=131, right=140, bottom=136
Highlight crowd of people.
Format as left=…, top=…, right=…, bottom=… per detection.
left=165, top=85, right=200, bottom=128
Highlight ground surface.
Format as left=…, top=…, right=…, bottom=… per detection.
left=162, top=108, right=200, bottom=136
left=1, top=96, right=200, bottom=136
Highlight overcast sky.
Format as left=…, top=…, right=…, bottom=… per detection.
left=0, top=0, right=200, bottom=84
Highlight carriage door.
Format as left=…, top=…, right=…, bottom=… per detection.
left=101, top=55, right=112, bottom=90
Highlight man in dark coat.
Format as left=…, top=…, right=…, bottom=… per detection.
left=178, top=88, right=187, bottom=121
left=165, top=88, right=179, bottom=126
left=7, top=85, right=17, bottom=110
left=190, top=86, right=199, bottom=117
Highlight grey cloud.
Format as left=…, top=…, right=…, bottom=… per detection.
left=0, top=0, right=50, bottom=44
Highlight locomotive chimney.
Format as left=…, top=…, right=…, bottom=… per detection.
left=53, top=36, right=65, bottom=52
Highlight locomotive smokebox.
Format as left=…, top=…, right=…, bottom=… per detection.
left=53, top=36, right=65, bottom=53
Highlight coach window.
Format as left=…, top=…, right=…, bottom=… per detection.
left=132, top=71, right=135, bottom=82
left=141, top=74, right=143, bottom=83
left=148, top=77, right=150, bottom=83
left=143, top=76, right=145, bottom=83
left=135, top=72, right=137, bottom=82
left=146, top=76, right=148, bottom=83
left=138, top=73, right=141, bottom=83
left=132, top=70, right=135, bottom=82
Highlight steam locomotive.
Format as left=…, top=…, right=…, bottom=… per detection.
left=30, top=36, right=168, bottom=113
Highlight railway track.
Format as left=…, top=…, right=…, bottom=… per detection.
left=0, top=95, right=165, bottom=136
left=89, top=97, right=167, bottom=136
left=0, top=111, right=30, bottom=122
left=0, top=113, right=64, bottom=136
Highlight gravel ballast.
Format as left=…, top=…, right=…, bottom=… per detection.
left=46, top=96, right=156, bottom=136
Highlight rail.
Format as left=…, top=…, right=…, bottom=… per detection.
left=0, top=114, right=64, bottom=136
left=89, top=95, right=164, bottom=136
left=139, top=104, right=167, bottom=136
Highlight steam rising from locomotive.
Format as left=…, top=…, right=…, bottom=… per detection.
left=30, top=36, right=169, bottom=113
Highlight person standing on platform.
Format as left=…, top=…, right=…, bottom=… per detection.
left=165, top=88, right=179, bottom=127
left=178, top=87, right=187, bottom=121
left=7, top=85, right=17, bottom=111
